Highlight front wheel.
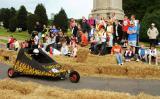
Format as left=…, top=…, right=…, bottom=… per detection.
left=69, top=71, right=80, bottom=83
left=8, top=68, right=16, bottom=78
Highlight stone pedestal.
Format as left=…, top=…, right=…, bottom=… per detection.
left=91, top=0, right=124, bottom=20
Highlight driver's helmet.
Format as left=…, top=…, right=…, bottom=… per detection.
left=33, top=49, right=39, bottom=55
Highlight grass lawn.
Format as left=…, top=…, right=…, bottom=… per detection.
left=0, top=27, right=30, bottom=41
left=0, top=39, right=7, bottom=43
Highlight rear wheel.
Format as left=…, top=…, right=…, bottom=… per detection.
left=69, top=71, right=80, bottom=83
left=8, top=68, right=16, bottom=78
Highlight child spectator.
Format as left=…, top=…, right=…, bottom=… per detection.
left=136, top=45, right=147, bottom=62
left=148, top=46, right=158, bottom=65
left=7, top=35, right=14, bottom=50
left=14, top=39, right=20, bottom=51
left=61, top=43, right=70, bottom=56
left=124, top=46, right=134, bottom=62
left=71, top=44, right=78, bottom=58
left=111, top=43, right=123, bottom=65
left=80, top=31, right=88, bottom=47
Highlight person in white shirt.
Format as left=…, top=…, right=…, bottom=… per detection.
left=34, top=32, right=39, bottom=48
left=14, top=39, right=20, bottom=51
left=100, top=26, right=107, bottom=55
left=148, top=46, right=158, bottom=65
left=147, top=23, right=159, bottom=47
left=61, top=43, right=69, bottom=56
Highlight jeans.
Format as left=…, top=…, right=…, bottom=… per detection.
left=100, top=42, right=106, bottom=55
left=115, top=53, right=123, bottom=64
left=108, top=35, right=113, bottom=47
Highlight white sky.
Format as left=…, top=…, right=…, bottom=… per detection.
left=0, top=0, right=93, bottom=19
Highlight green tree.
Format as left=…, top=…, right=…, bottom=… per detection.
left=53, top=8, right=68, bottom=32
left=34, top=4, right=48, bottom=25
left=17, top=5, right=28, bottom=31
left=10, top=7, right=16, bottom=17
left=0, top=8, right=11, bottom=28
left=123, top=0, right=157, bottom=20
left=27, top=14, right=39, bottom=34
left=9, top=16, right=17, bottom=32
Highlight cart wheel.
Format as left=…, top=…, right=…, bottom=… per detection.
left=8, top=68, right=16, bottom=78
left=69, top=71, right=80, bottom=83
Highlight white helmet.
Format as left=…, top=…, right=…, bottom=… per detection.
left=33, top=49, right=39, bottom=55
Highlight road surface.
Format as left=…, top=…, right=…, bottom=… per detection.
left=0, top=62, right=160, bottom=96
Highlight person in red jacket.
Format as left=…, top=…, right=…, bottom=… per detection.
left=122, top=16, right=130, bottom=42
left=80, top=31, right=88, bottom=47
left=7, top=35, right=14, bottom=50
left=111, top=43, right=123, bottom=65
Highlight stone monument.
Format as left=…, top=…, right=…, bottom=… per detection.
left=91, top=0, right=124, bottom=20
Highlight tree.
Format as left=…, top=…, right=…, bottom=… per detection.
left=0, top=8, right=11, bottom=28
left=34, top=4, right=48, bottom=25
left=53, top=8, right=68, bottom=32
left=9, top=16, right=17, bottom=32
left=123, top=0, right=157, bottom=20
left=27, top=14, right=39, bottom=34
left=10, top=7, right=16, bottom=17
left=17, top=5, right=28, bottom=31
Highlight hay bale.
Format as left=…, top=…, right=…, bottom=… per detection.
left=76, top=48, right=89, bottom=63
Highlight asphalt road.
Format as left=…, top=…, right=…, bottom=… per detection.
left=1, top=62, right=160, bottom=96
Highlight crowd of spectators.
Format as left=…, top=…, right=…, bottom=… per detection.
left=6, top=13, right=160, bottom=65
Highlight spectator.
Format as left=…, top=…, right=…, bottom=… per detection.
left=122, top=16, right=130, bottom=42
left=89, top=25, right=95, bottom=41
left=81, top=16, right=90, bottom=34
left=111, top=12, right=117, bottom=23
left=34, top=32, right=39, bottom=48
left=136, top=45, right=147, bottom=62
left=124, top=46, right=134, bottom=62
left=80, top=31, right=88, bottom=47
left=113, top=20, right=123, bottom=44
left=87, top=15, right=95, bottom=27
left=14, top=38, right=20, bottom=51
left=89, top=36, right=96, bottom=53
left=49, top=46, right=61, bottom=56
left=61, top=43, right=69, bottom=56
left=42, top=25, right=47, bottom=43
left=7, top=35, right=14, bottom=50
left=71, top=44, right=78, bottom=58
left=147, top=23, right=159, bottom=47
left=111, top=43, right=123, bottom=65
left=72, top=22, right=78, bottom=37
left=127, top=22, right=137, bottom=54
left=69, top=18, right=76, bottom=29
left=130, top=15, right=139, bottom=27
left=106, top=21, right=114, bottom=47
left=100, top=26, right=107, bottom=55
left=93, top=31, right=101, bottom=54
left=148, top=46, right=158, bottom=65
left=35, top=22, right=43, bottom=40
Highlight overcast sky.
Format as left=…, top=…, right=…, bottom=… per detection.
left=0, top=0, right=93, bottom=19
